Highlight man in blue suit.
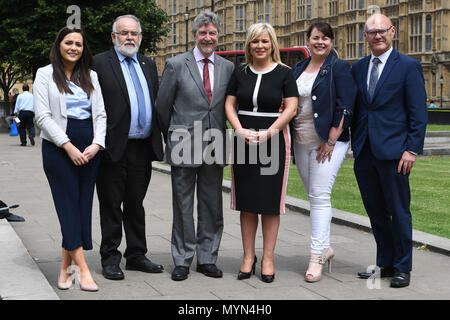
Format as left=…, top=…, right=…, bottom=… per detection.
left=351, top=14, right=427, bottom=288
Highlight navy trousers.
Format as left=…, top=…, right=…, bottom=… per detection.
left=42, top=118, right=100, bottom=251
left=354, top=140, right=412, bottom=273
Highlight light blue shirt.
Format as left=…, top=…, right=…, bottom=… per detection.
left=114, top=47, right=152, bottom=139
left=66, top=81, right=92, bottom=120
left=14, top=91, right=34, bottom=113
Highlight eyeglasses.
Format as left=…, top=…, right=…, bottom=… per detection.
left=114, top=31, right=141, bottom=37
left=365, top=26, right=393, bottom=38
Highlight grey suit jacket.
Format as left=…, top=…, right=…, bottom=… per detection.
left=155, top=50, right=234, bottom=167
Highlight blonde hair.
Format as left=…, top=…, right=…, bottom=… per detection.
left=244, top=23, right=288, bottom=68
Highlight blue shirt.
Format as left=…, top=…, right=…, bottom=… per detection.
left=114, top=47, right=152, bottom=139
left=66, top=81, right=92, bottom=119
left=14, top=91, right=34, bottom=113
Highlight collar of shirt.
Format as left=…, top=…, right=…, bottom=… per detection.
left=371, top=46, right=393, bottom=66
left=114, top=46, right=138, bottom=64
left=19, top=91, right=33, bottom=98
left=193, top=46, right=215, bottom=64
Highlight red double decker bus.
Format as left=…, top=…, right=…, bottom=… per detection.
left=216, top=46, right=310, bottom=67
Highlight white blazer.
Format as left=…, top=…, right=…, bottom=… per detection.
left=34, top=64, right=107, bottom=148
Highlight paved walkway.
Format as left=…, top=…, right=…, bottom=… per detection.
left=0, top=133, right=449, bottom=300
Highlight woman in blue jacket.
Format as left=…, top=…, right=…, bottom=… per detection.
left=291, top=22, right=356, bottom=282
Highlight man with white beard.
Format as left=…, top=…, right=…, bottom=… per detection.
left=93, top=14, right=164, bottom=281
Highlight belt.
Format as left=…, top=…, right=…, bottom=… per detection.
left=238, top=110, right=281, bottom=117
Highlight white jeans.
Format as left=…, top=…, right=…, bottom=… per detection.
left=293, top=141, right=349, bottom=254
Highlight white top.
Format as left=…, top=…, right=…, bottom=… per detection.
left=293, top=71, right=321, bottom=144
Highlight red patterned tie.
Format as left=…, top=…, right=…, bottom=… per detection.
left=203, top=58, right=212, bottom=102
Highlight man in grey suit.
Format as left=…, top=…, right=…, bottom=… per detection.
left=155, top=11, right=234, bottom=281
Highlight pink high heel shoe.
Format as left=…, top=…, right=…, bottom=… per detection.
left=75, top=269, right=99, bottom=292
left=57, top=268, right=73, bottom=290
left=305, top=247, right=335, bottom=283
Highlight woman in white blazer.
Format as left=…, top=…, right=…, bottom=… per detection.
left=34, top=27, right=106, bottom=292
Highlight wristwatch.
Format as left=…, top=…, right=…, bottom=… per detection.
left=327, top=139, right=336, bottom=147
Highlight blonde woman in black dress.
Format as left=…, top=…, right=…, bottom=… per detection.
left=225, top=23, right=298, bottom=282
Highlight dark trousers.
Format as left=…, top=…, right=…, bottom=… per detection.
left=354, top=140, right=413, bottom=273
left=18, top=110, right=35, bottom=145
left=42, top=118, right=100, bottom=251
left=96, top=138, right=152, bottom=267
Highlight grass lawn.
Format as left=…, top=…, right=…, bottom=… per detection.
left=426, top=124, right=450, bottom=131
left=223, top=156, right=450, bottom=239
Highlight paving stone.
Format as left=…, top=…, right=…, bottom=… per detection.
left=1, top=133, right=449, bottom=301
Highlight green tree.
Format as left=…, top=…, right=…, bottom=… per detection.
left=0, top=62, right=27, bottom=102
left=0, top=0, right=169, bottom=89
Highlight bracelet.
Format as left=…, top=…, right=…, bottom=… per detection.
left=327, top=139, right=336, bottom=147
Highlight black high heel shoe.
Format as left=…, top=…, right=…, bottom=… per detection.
left=237, top=256, right=257, bottom=280
left=261, top=261, right=275, bottom=283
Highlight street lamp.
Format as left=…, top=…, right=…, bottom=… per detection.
left=439, top=76, right=444, bottom=109
left=184, top=6, right=190, bottom=51
left=211, top=0, right=215, bottom=12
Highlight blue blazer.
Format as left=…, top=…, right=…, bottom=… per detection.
left=292, top=52, right=356, bottom=142
left=351, top=49, right=428, bottom=160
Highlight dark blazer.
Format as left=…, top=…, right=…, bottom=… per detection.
left=292, top=52, right=356, bottom=142
left=351, top=49, right=427, bottom=160
left=93, top=49, right=163, bottom=163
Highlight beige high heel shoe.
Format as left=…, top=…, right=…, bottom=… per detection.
left=305, top=247, right=335, bottom=283
left=57, top=268, right=73, bottom=290
left=75, top=269, right=99, bottom=292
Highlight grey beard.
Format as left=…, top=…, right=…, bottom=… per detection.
left=114, top=41, right=140, bottom=57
